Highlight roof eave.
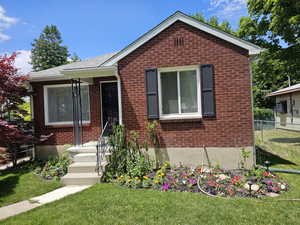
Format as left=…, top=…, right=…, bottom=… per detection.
left=267, top=88, right=300, bottom=97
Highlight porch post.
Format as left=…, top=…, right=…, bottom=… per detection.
left=71, top=79, right=83, bottom=146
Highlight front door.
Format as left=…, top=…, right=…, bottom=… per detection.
left=101, top=82, right=119, bottom=136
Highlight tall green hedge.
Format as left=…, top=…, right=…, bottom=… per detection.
left=253, top=107, right=274, bottom=121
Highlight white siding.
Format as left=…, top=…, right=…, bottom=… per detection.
left=275, top=92, right=300, bottom=131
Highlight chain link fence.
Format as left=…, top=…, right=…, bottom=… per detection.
left=254, top=120, right=300, bottom=166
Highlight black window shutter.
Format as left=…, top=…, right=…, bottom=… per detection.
left=200, top=64, right=216, bottom=117
left=145, top=68, right=159, bottom=119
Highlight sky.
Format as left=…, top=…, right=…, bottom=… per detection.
left=0, top=0, right=248, bottom=74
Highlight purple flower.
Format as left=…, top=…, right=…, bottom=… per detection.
left=188, top=178, right=197, bottom=185
left=162, top=183, right=171, bottom=191
left=266, top=180, right=273, bottom=185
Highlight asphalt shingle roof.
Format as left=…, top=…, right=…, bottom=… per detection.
left=29, top=52, right=118, bottom=80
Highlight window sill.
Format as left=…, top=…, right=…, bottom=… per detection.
left=45, top=123, right=91, bottom=128
left=159, top=116, right=202, bottom=123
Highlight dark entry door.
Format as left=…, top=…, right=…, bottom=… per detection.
left=101, top=82, right=119, bottom=136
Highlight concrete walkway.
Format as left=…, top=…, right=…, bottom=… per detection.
left=0, top=185, right=91, bottom=220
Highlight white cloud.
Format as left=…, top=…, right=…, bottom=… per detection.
left=209, top=0, right=247, bottom=18
left=14, top=50, right=32, bottom=74
left=0, top=5, right=18, bottom=42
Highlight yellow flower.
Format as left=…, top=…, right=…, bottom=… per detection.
left=161, top=173, right=165, bottom=176
left=154, top=180, right=159, bottom=184
left=143, top=176, right=149, bottom=180
left=128, top=179, right=132, bottom=182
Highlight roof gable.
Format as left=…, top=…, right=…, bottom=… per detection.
left=101, top=11, right=262, bottom=67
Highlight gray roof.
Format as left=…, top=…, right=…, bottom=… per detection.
left=29, top=52, right=118, bottom=80
left=268, top=83, right=300, bottom=97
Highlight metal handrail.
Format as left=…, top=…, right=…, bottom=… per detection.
left=96, top=122, right=109, bottom=176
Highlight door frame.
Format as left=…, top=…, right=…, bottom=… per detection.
left=99, top=80, right=119, bottom=131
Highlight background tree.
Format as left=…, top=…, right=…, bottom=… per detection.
left=70, top=52, right=81, bottom=62
left=0, top=53, right=53, bottom=166
left=0, top=53, right=33, bottom=166
left=31, top=25, right=69, bottom=72
left=192, top=13, right=235, bottom=34
left=238, top=0, right=300, bottom=108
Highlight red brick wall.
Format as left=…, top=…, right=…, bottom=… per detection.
left=119, top=21, right=254, bottom=147
left=31, top=77, right=116, bottom=145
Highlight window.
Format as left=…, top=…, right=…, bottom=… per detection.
left=158, top=66, right=201, bottom=119
left=44, top=84, right=90, bottom=125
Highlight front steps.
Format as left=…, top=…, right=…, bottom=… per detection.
left=62, top=142, right=110, bottom=185
left=61, top=172, right=100, bottom=185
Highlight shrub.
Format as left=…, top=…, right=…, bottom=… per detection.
left=34, top=155, right=70, bottom=180
left=103, top=125, right=153, bottom=181
left=254, top=107, right=274, bottom=121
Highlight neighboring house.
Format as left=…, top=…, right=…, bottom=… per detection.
left=268, top=83, right=300, bottom=131
left=29, top=11, right=262, bottom=169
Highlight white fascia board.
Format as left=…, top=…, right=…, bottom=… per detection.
left=101, top=12, right=262, bottom=67
left=29, top=75, right=66, bottom=82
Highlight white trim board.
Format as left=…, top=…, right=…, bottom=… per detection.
left=101, top=11, right=262, bottom=67
left=99, top=80, right=118, bottom=131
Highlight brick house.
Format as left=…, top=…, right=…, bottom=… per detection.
left=29, top=11, right=262, bottom=169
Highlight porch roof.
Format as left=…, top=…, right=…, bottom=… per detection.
left=267, top=83, right=300, bottom=97
left=29, top=52, right=118, bottom=82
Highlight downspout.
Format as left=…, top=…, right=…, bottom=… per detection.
left=115, top=70, right=123, bottom=125
left=290, top=93, right=293, bottom=124
left=249, top=57, right=256, bottom=168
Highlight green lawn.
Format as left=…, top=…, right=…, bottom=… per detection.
left=0, top=167, right=63, bottom=207
left=1, top=129, right=300, bottom=225
left=255, top=128, right=300, bottom=199
left=1, top=183, right=300, bottom=225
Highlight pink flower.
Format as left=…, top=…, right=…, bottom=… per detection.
left=162, top=183, right=171, bottom=191
left=266, top=180, right=273, bottom=185
left=188, top=178, right=197, bottom=185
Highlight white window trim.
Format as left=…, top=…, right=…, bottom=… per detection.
left=43, top=83, right=91, bottom=126
left=158, top=65, right=202, bottom=120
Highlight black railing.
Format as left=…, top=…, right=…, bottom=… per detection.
left=71, top=79, right=83, bottom=146
left=96, top=122, right=109, bottom=176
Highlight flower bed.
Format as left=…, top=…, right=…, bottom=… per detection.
left=114, top=162, right=289, bottom=198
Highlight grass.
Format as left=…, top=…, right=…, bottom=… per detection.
left=1, top=128, right=300, bottom=225
left=255, top=128, right=300, bottom=199
left=0, top=166, right=63, bottom=207
left=1, top=183, right=300, bottom=225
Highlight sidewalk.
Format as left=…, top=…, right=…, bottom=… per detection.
left=0, top=185, right=91, bottom=220
left=0, top=157, right=31, bottom=170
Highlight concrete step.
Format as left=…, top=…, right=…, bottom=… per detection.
left=73, top=153, right=96, bottom=162
left=68, top=162, right=97, bottom=173
left=68, top=146, right=97, bottom=154
left=68, top=162, right=108, bottom=173
left=61, top=173, right=100, bottom=185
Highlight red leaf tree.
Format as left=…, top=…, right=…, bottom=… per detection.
left=0, top=53, right=34, bottom=166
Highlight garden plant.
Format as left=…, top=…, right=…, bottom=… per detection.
left=107, top=122, right=289, bottom=198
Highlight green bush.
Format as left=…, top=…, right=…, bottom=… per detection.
left=254, top=107, right=274, bottom=121
left=34, top=155, right=70, bottom=181
left=103, top=125, right=153, bottom=181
